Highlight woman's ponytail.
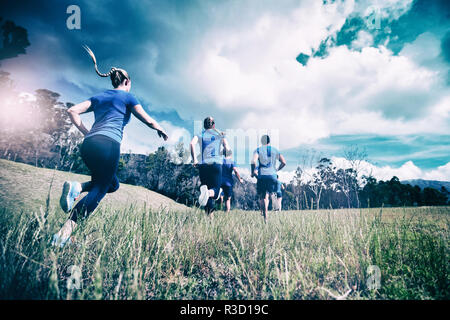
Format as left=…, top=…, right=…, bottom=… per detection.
left=83, top=45, right=130, bottom=88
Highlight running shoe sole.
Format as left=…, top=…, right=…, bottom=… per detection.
left=199, top=185, right=209, bottom=206
left=60, top=181, right=71, bottom=213
left=271, top=194, right=279, bottom=210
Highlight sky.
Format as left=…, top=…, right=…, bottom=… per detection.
left=1, top=0, right=449, bottom=182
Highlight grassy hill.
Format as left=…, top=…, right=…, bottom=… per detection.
left=0, top=159, right=448, bottom=300
left=0, top=159, right=189, bottom=214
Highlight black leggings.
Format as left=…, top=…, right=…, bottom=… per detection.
left=70, top=135, right=120, bottom=223
left=199, top=163, right=222, bottom=211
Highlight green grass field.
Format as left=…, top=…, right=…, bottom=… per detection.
left=0, top=159, right=448, bottom=299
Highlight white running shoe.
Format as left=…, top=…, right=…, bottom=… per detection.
left=60, top=181, right=82, bottom=213
left=199, top=185, right=209, bottom=206
left=271, top=194, right=279, bottom=211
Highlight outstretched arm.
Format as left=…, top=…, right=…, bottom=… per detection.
left=233, top=167, right=244, bottom=184
left=67, top=100, right=92, bottom=136
left=190, top=135, right=199, bottom=166
left=278, top=154, right=286, bottom=171
left=251, top=152, right=259, bottom=177
left=131, top=104, right=168, bottom=141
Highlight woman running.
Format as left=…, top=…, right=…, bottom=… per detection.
left=52, top=46, right=169, bottom=247
left=190, top=117, right=230, bottom=215
left=221, top=149, right=243, bottom=213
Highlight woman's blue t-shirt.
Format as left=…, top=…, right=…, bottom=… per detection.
left=85, top=89, right=140, bottom=144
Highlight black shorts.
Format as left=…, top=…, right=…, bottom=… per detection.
left=198, top=163, right=222, bottom=197
left=221, top=184, right=233, bottom=200
left=257, top=175, right=277, bottom=197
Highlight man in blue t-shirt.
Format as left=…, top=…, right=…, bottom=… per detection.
left=221, top=149, right=244, bottom=212
left=251, top=135, right=286, bottom=222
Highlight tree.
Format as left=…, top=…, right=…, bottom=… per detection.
left=290, top=149, right=322, bottom=210
left=0, top=18, right=30, bottom=61
left=311, top=158, right=335, bottom=209
left=343, top=145, right=368, bottom=207
left=172, top=141, right=190, bottom=165
left=335, top=168, right=358, bottom=208
left=145, top=146, right=173, bottom=191
left=422, top=187, right=448, bottom=206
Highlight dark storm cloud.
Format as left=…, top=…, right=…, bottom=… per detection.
left=0, top=0, right=207, bottom=122
left=0, top=0, right=200, bottom=70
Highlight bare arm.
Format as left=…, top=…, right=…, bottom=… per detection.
left=131, top=104, right=168, bottom=141
left=190, top=135, right=199, bottom=166
left=222, top=137, right=231, bottom=154
left=251, top=152, right=259, bottom=177
left=67, top=100, right=92, bottom=136
left=278, top=154, right=286, bottom=171
left=233, top=167, right=244, bottom=183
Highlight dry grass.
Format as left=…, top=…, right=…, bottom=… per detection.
left=0, top=159, right=448, bottom=300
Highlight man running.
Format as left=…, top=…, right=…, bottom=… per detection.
left=52, top=46, right=168, bottom=247
left=190, top=116, right=230, bottom=215
left=221, top=149, right=243, bottom=213
left=251, top=135, right=286, bottom=222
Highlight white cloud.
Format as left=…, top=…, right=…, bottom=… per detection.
left=180, top=11, right=448, bottom=149
left=332, top=156, right=450, bottom=182
left=355, top=0, right=414, bottom=21
left=422, top=163, right=450, bottom=181
left=243, top=158, right=450, bottom=184
left=400, top=32, right=442, bottom=64
left=352, top=30, right=374, bottom=49
left=121, top=118, right=191, bottom=154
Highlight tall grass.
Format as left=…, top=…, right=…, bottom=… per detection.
left=0, top=200, right=448, bottom=299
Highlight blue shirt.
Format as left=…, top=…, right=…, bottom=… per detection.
left=85, top=89, right=140, bottom=143
left=254, top=145, right=280, bottom=177
left=222, top=158, right=235, bottom=186
left=198, top=129, right=224, bottom=164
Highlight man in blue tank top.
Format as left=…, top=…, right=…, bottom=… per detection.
left=251, top=135, right=286, bottom=222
